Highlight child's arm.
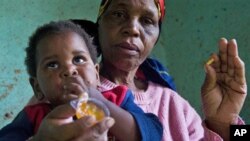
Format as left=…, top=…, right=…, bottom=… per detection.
left=120, top=90, right=163, bottom=141
left=0, top=110, right=33, bottom=141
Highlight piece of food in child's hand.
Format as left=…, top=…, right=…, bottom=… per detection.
left=76, top=100, right=105, bottom=121
left=75, top=93, right=110, bottom=121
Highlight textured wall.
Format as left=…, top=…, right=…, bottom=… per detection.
left=152, top=0, right=250, bottom=122
left=0, top=0, right=249, bottom=129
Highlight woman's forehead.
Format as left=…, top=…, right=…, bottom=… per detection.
left=108, top=0, right=158, bottom=14
left=98, top=0, right=164, bottom=21
left=109, top=0, right=156, bottom=8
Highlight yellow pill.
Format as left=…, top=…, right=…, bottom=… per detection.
left=206, top=58, right=214, bottom=65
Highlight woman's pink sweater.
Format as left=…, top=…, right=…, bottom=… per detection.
left=100, top=77, right=244, bottom=141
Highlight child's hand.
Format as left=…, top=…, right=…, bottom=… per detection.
left=62, top=76, right=105, bottom=102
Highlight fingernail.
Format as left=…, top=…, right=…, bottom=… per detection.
left=221, top=37, right=226, bottom=40
left=70, top=99, right=79, bottom=109
left=232, top=38, right=237, bottom=43
left=85, top=116, right=96, bottom=126
left=79, top=92, right=89, bottom=101
left=106, top=118, right=115, bottom=127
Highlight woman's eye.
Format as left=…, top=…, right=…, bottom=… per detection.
left=46, top=62, right=59, bottom=69
left=112, top=11, right=125, bottom=18
left=73, top=56, right=85, bottom=64
left=141, top=17, right=154, bottom=25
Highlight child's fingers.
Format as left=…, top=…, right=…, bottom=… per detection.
left=88, top=87, right=103, bottom=99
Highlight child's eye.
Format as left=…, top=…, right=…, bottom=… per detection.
left=73, top=56, right=85, bottom=64
left=46, top=62, right=59, bottom=69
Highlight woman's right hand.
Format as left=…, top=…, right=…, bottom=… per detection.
left=31, top=103, right=115, bottom=141
left=201, top=38, right=247, bottom=141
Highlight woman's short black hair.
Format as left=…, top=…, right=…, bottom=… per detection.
left=25, top=20, right=98, bottom=77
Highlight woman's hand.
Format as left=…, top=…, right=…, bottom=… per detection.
left=31, top=103, right=115, bottom=141
left=201, top=38, right=247, bottom=140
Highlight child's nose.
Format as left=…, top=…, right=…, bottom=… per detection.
left=61, top=65, right=78, bottom=77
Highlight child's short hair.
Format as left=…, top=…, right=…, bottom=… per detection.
left=25, top=20, right=98, bottom=77
left=71, top=19, right=101, bottom=57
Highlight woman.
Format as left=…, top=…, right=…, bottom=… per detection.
left=26, top=0, right=247, bottom=140
left=94, top=0, right=247, bottom=141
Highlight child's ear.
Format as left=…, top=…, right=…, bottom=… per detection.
left=94, top=64, right=100, bottom=82
left=29, top=77, right=44, bottom=101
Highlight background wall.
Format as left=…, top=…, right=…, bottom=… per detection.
left=0, top=0, right=249, bottom=128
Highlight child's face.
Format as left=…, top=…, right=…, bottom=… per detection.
left=31, top=31, right=99, bottom=106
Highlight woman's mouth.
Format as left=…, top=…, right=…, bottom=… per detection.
left=116, top=42, right=139, bottom=55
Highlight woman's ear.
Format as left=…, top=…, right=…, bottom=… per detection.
left=29, top=77, right=44, bottom=101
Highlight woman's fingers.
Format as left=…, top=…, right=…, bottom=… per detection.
left=227, top=39, right=238, bottom=77
left=64, top=116, right=115, bottom=141
left=234, top=57, right=246, bottom=85
left=47, top=103, right=76, bottom=119
left=93, top=117, right=115, bottom=134
left=218, top=38, right=239, bottom=77
left=43, top=103, right=115, bottom=140
left=233, top=57, right=247, bottom=94
left=201, top=64, right=217, bottom=95
left=218, top=38, right=228, bottom=73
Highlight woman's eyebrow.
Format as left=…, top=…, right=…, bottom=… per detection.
left=109, top=2, right=128, bottom=9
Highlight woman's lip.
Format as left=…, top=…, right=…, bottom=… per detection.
left=116, top=42, right=139, bottom=52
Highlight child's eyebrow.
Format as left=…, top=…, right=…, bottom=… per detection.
left=39, top=50, right=90, bottom=64
left=39, top=55, right=57, bottom=64
left=72, top=50, right=89, bottom=55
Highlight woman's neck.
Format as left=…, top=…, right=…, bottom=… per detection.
left=100, top=62, right=147, bottom=92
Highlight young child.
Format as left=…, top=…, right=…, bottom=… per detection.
left=0, top=20, right=162, bottom=141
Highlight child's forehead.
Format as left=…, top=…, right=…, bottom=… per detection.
left=37, top=31, right=89, bottom=54
left=40, top=31, right=87, bottom=46
left=46, top=31, right=84, bottom=40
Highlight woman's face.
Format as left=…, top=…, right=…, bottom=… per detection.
left=98, top=0, right=160, bottom=71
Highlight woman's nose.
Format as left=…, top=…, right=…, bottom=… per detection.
left=122, top=19, right=140, bottom=37
left=61, top=65, right=78, bottom=78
